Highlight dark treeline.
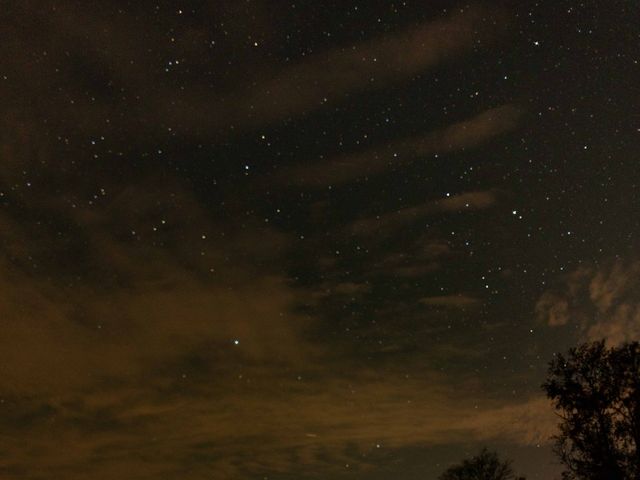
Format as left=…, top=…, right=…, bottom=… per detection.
left=438, top=340, right=640, bottom=480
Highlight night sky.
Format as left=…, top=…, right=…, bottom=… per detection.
left=1, top=1, right=638, bottom=479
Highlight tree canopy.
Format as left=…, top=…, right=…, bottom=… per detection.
left=438, top=448, right=525, bottom=480
left=542, top=340, right=640, bottom=480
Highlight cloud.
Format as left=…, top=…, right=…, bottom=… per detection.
left=536, top=259, right=640, bottom=345
left=0, top=169, right=549, bottom=478
left=0, top=163, right=523, bottom=477
left=217, top=5, right=506, bottom=128
left=1, top=2, right=506, bottom=140
left=360, top=238, right=454, bottom=280
left=455, top=396, right=557, bottom=446
left=535, top=292, right=570, bottom=326
left=312, top=281, right=371, bottom=303
left=420, top=295, right=481, bottom=309
left=0, top=205, right=308, bottom=398
left=0, top=364, right=556, bottom=479
left=0, top=3, right=549, bottom=478
left=271, top=105, right=521, bottom=187
left=0, top=174, right=325, bottom=477
left=349, top=190, right=498, bottom=236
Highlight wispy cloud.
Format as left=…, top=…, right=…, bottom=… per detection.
left=367, top=238, right=453, bottom=278
left=420, top=294, right=481, bottom=309
left=272, top=105, right=522, bottom=187
left=218, top=5, right=506, bottom=128
left=1, top=2, right=507, bottom=139
left=349, top=190, right=498, bottom=236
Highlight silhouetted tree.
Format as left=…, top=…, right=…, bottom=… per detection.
left=438, top=448, right=525, bottom=480
left=542, top=340, right=640, bottom=480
